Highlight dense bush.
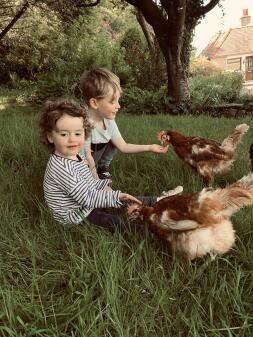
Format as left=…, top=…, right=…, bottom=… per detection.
left=120, top=27, right=166, bottom=90
left=121, top=86, right=176, bottom=114
left=189, top=72, right=244, bottom=108
left=34, top=20, right=131, bottom=102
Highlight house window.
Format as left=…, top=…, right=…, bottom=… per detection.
left=246, top=57, right=253, bottom=71
left=226, top=57, right=241, bottom=71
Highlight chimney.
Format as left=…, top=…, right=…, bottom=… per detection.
left=241, top=9, right=251, bottom=26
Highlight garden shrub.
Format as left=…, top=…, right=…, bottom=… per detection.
left=189, top=72, right=244, bottom=108
left=121, top=86, right=177, bottom=114
left=35, top=29, right=131, bottom=103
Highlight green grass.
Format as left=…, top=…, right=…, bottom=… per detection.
left=0, top=92, right=253, bottom=336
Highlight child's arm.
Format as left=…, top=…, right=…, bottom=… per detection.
left=111, top=137, right=168, bottom=154
left=84, top=147, right=112, bottom=188
left=85, top=147, right=99, bottom=179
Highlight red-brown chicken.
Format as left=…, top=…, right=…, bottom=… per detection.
left=128, top=173, right=253, bottom=260
left=157, top=124, right=249, bottom=183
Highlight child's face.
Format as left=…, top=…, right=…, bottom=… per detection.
left=47, top=114, right=85, bottom=160
left=91, top=86, right=121, bottom=120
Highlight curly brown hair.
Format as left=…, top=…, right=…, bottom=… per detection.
left=39, top=98, right=93, bottom=150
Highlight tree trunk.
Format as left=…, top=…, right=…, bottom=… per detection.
left=164, top=49, right=189, bottom=104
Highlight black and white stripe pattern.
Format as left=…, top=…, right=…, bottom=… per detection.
left=43, top=154, right=122, bottom=225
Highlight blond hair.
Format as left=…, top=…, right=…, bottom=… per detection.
left=79, top=67, right=122, bottom=105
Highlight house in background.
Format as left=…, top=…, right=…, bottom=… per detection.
left=200, top=9, right=253, bottom=92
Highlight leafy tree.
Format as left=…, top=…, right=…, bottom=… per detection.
left=0, top=0, right=100, bottom=41
left=0, top=0, right=106, bottom=83
left=81, top=0, right=222, bottom=105
left=123, top=0, right=221, bottom=105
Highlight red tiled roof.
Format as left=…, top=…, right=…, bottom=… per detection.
left=200, top=25, right=253, bottom=58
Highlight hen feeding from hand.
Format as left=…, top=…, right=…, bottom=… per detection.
left=157, top=124, right=249, bottom=184
left=128, top=174, right=253, bottom=260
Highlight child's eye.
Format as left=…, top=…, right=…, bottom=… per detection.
left=59, top=132, right=68, bottom=137
left=75, top=132, right=82, bottom=136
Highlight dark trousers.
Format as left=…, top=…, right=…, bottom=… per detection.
left=86, top=196, right=157, bottom=233
left=91, top=141, right=116, bottom=170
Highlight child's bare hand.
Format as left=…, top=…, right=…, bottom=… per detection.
left=119, top=193, right=142, bottom=205
left=104, top=186, right=113, bottom=192
left=149, top=144, right=169, bottom=153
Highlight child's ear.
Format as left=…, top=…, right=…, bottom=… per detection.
left=89, top=98, right=98, bottom=109
left=47, top=132, right=54, bottom=144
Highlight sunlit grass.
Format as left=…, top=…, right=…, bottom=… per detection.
left=0, top=94, right=253, bottom=336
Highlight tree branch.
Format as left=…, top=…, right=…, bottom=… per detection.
left=0, top=1, right=29, bottom=41
left=125, top=0, right=167, bottom=34
left=135, top=8, right=155, bottom=53
left=199, top=0, right=220, bottom=16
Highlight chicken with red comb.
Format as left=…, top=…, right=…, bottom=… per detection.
left=157, top=124, right=249, bottom=184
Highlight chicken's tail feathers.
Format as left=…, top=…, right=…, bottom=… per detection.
left=221, top=123, right=249, bottom=151
left=230, top=173, right=253, bottom=194
left=214, top=173, right=253, bottom=215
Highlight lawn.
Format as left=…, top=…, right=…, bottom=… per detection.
left=0, top=91, right=253, bottom=336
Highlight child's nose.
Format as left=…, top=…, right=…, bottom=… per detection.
left=69, top=134, right=76, bottom=142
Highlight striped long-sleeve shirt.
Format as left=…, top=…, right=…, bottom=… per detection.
left=43, top=153, right=122, bottom=225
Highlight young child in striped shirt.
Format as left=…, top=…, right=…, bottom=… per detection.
left=39, top=99, right=161, bottom=232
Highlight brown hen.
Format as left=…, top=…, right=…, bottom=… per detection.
left=128, top=173, right=253, bottom=260
left=157, top=124, right=249, bottom=184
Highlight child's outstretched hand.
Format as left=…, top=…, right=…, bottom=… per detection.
left=119, top=193, right=142, bottom=205
left=149, top=144, right=169, bottom=153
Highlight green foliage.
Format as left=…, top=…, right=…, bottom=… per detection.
left=0, top=0, right=137, bottom=95
left=0, top=4, right=62, bottom=84
left=120, top=27, right=166, bottom=90
left=120, top=26, right=147, bottom=86
left=1, top=0, right=167, bottom=100
left=120, top=72, right=247, bottom=116
left=35, top=25, right=131, bottom=102
left=189, top=72, right=244, bottom=108
left=121, top=86, right=177, bottom=115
